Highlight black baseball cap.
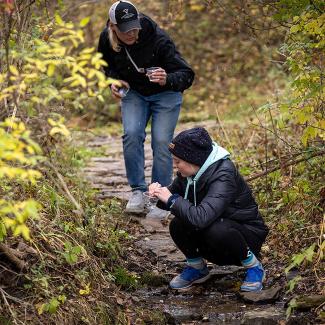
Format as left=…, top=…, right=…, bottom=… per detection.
left=109, top=1, right=141, bottom=33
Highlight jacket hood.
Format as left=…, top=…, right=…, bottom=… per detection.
left=184, top=142, right=230, bottom=206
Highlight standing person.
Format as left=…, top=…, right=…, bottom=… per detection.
left=98, top=1, right=194, bottom=218
left=149, top=127, right=269, bottom=291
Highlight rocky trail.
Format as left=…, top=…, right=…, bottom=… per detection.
left=81, top=122, right=310, bottom=325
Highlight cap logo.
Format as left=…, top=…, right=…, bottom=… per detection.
left=169, top=143, right=175, bottom=149
left=121, top=9, right=135, bottom=19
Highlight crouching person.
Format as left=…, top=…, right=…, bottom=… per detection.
left=149, top=127, right=269, bottom=291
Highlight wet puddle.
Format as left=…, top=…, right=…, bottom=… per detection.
left=133, top=285, right=289, bottom=324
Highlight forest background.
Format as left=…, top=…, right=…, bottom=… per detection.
left=0, top=0, right=324, bottom=324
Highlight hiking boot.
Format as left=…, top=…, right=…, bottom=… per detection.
left=146, top=206, right=170, bottom=219
left=125, top=190, right=145, bottom=214
left=240, top=262, right=265, bottom=292
left=170, top=265, right=210, bottom=290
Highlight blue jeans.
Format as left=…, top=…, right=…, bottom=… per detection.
left=121, top=89, right=182, bottom=191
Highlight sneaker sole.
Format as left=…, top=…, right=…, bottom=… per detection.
left=240, top=284, right=263, bottom=292
left=240, top=272, right=265, bottom=292
left=124, top=208, right=145, bottom=214
left=170, top=273, right=211, bottom=291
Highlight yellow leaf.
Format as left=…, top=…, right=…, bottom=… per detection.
left=9, top=65, right=19, bottom=76
left=63, top=76, right=76, bottom=83
left=78, top=75, right=87, bottom=88
left=3, top=217, right=16, bottom=228
left=79, top=283, right=91, bottom=295
left=0, top=94, right=10, bottom=101
left=80, top=47, right=95, bottom=54
left=13, top=224, right=31, bottom=240
left=31, top=96, right=41, bottom=103
left=80, top=17, right=90, bottom=27
left=97, top=95, right=104, bottom=102
left=78, top=61, right=88, bottom=67
left=190, top=4, right=205, bottom=11
left=55, top=14, right=64, bottom=26
left=47, top=118, right=57, bottom=126
left=37, top=303, right=46, bottom=315
left=49, top=126, right=70, bottom=137
left=88, top=89, right=95, bottom=96
left=47, top=64, right=55, bottom=77
left=70, top=80, right=80, bottom=87
left=87, top=70, right=96, bottom=79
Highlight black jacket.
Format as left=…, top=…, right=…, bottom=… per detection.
left=98, top=15, right=194, bottom=96
left=158, top=159, right=269, bottom=241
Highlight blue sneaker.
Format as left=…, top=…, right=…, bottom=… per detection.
left=240, top=262, right=265, bottom=292
left=170, top=265, right=210, bottom=290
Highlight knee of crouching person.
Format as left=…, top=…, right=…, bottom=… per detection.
left=204, top=218, right=234, bottom=244
left=169, top=217, right=183, bottom=235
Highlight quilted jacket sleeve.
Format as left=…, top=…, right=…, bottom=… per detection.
left=170, top=168, right=238, bottom=229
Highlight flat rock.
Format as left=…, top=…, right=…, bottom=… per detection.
left=138, top=217, right=169, bottom=234
left=238, top=285, right=282, bottom=303
left=242, top=306, right=284, bottom=324
left=294, top=294, right=325, bottom=310
left=135, top=234, right=185, bottom=262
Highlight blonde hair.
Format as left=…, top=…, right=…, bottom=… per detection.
left=108, top=24, right=121, bottom=52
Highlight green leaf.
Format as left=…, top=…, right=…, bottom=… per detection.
left=305, top=244, right=315, bottom=262
left=58, top=295, right=66, bottom=303
left=48, top=298, right=60, bottom=314
left=287, top=275, right=302, bottom=293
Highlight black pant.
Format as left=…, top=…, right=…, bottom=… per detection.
left=169, top=217, right=264, bottom=266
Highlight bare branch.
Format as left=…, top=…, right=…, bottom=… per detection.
left=246, top=149, right=325, bottom=182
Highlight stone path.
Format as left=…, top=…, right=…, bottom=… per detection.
left=83, top=121, right=217, bottom=264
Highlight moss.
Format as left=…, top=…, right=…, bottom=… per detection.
left=139, top=271, right=168, bottom=287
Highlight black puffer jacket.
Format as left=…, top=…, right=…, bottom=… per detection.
left=97, top=15, right=194, bottom=96
left=158, top=159, right=269, bottom=241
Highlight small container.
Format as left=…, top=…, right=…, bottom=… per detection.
left=143, top=191, right=158, bottom=210
left=118, top=86, right=129, bottom=97
left=146, top=67, right=160, bottom=81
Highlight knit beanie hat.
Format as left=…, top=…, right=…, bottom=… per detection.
left=168, top=127, right=213, bottom=166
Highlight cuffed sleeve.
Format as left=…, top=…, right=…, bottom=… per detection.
left=156, top=175, right=183, bottom=210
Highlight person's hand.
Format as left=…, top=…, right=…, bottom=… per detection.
left=110, top=80, right=129, bottom=99
left=148, top=182, right=161, bottom=196
left=151, top=186, right=172, bottom=204
left=146, top=68, right=167, bottom=86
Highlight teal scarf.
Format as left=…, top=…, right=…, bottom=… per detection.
left=184, top=142, right=230, bottom=206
